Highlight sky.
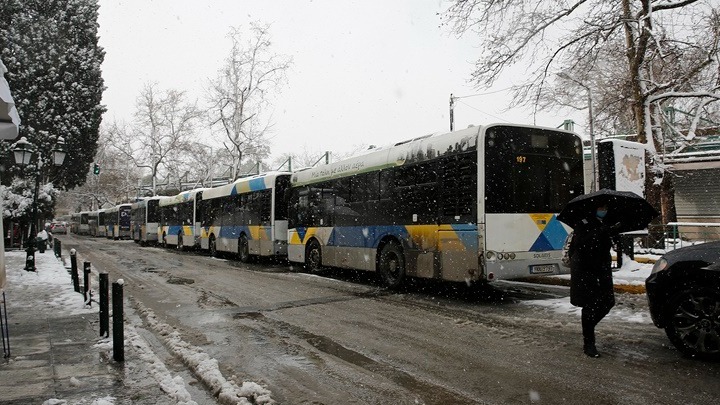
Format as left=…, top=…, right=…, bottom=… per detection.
left=96, top=0, right=580, bottom=163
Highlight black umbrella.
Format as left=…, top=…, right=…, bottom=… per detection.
left=557, top=189, right=659, bottom=233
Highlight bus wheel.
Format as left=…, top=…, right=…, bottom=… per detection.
left=379, top=242, right=405, bottom=289
left=177, top=232, right=184, bottom=251
left=305, top=240, right=322, bottom=273
left=238, top=236, right=250, bottom=263
left=209, top=236, right=218, bottom=257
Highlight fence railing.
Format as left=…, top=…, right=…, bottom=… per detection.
left=620, top=223, right=720, bottom=259
left=664, top=222, right=720, bottom=249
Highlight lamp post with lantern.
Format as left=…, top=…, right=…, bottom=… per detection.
left=12, top=136, right=67, bottom=271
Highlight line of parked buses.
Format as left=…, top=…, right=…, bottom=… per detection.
left=66, top=124, right=587, bottom=288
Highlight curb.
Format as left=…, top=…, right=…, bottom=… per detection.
left=611, top=255, right=656, bottom=264
left=517, top=276, right=648, bottom=295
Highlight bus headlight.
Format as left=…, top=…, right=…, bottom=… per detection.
left=651, top=258, right=668, bottom=274
left=486, top=251, right=497, bottom=261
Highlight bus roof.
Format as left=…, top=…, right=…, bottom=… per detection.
left=158, top=188, right=206, bottom=207
left=203, top=171, right=291, bottom=200
left=291, top=126, right=481, bottom=186
left=105, top=203, right=132, bottom=213
left=131, top=195, right=167, bottom=209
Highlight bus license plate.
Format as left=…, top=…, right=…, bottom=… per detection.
left=530, top=264, right=556, bottom=274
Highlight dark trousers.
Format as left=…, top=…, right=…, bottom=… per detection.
left=581, top=294, right=615, bottom=344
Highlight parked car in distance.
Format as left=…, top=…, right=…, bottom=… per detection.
left=645, top=241, right=720, bottom=360
left=50, top=222, right=68, bottom=235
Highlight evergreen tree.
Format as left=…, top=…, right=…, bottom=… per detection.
left=0, top=0, right=105, bottom=190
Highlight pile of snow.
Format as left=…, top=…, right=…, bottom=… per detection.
left=132, top=300, right=275, bottom=405
left=4, top=250, right=95, bottom=316
left=553, top=253, right=656, bottom=286
left=123, top=328, right=198, bottom=405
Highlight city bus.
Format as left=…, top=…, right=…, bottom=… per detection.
left=99, top=210, right=111, bottom=237
left=131, top=196, right=164, bottom=245
left=198, top=172, right=291, bottom=261
left=104, top=204, right=132, bottom=240
left=76, top=211, right=90, bottom=235
left=88, top=210, right=103, bottom=236
left=287, top=124, right=585, bottom=287
left=94, top=209, right=107, bottom=237
left=158, top=189, right=205, bottom=249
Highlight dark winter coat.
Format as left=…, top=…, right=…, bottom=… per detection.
left=569, top=216, right=616, bottom=308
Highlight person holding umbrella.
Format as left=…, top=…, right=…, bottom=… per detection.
left=566, top=203, right=619, bottom=357
left=559, top=189, right=659, bottom=358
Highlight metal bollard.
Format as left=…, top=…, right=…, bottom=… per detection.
left=70, top=249, right=80, bottom=293
left=53, top=239, right=61, bottom=258
left=112, top=280, right=124, bottom=362
left=83, top=262, right=91, bottom=307
left=1, top=291, right=10, bottom=358
left=99, top=273, right=109, bottom=337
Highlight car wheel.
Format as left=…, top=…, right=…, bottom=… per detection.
left=664, top=287, right=720, bottom=360
left=209, top=236, right=218, bottom=258
left=304, top=240, right=322, bottom=273
left=378, top=242, right=405, bottom=289
left=238, top=235, right=250, bottom=263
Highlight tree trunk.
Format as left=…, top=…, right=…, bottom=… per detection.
left=644, top=157, right=664, bottom=248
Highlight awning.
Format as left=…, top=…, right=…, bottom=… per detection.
left=0, top=58, right=21, bottom=141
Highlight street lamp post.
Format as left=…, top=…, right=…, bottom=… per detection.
left=12, top=136, right=66, bottom=271
left=558, top=72, right=597, bottom=192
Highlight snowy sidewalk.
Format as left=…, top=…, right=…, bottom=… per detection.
left=0, top=249, right=176, bottom=405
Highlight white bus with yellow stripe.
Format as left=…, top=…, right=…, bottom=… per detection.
left=131, top=196, right=165, bottom=246
left=104, top=204, right=132, bottom=240
left=287, top=124, right=584, bottom=287
left=158, top=189, right=205, bottom=250
left=198, top=172, right=291, bottom=261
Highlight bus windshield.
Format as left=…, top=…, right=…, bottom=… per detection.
left=484, top=126, right=584, bottom=213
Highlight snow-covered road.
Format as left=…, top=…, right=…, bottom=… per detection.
left=37, top=234, right=720, bottom=404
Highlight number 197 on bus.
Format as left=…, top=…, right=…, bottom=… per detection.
left=516, top=156, right=527, bottom=163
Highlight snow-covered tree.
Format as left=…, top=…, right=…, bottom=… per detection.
left=1, top=179, right=57, bottom=227
left=207, top=22, right=292, bottom=181
left=443, top=0, right=720, bottom=242
left=60, top=130, right=142, bottom=212
left=0, top=0, right=105, bottom=190
left=106, top=83, right=202, bottom=196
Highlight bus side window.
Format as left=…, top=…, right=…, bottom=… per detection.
left=377, top=169, right=395, bottom=224
left=260, top=190, right=271, bottom=224
left=305, top=187, right=321, bottom=227
left=349, top=175, right=367, bottom=221
left=334, top=178, right=353, bottom=226
left=415, top=161, right=439, bottom=224
left=440, top=153, right=476, bottom=222
left=379, top=170, right=393, bottom=200
left=320, top=184, right=334, bottom=227
left=287, top=188, right=301, bottom=228
left=366, top=172, right=379, bottom=201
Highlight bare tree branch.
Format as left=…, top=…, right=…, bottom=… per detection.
left=206, top=22, right=292, bottom=179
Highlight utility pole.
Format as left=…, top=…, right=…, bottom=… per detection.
left=449, top=93, right=455, bottom=132
left=558, top=72, right=597, bottom=192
